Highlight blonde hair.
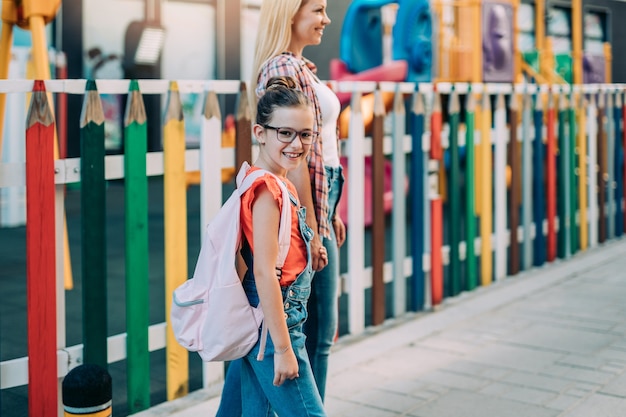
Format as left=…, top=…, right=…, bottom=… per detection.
left=249, top=0, right=304, bottom=106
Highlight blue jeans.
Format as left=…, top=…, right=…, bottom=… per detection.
left=304, top=165, right=343, bottom=401
left=217, top=202, right=325, bottom=416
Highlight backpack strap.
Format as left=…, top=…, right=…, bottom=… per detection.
left=236, top=162, right=292, bottom=268
left=236, top=162, right=295, bottom=361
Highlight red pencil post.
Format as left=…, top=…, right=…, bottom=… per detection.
left=26, top=80, right=58, bottom=415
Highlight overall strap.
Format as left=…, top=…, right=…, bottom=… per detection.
left=235, top=162, right=294, bottom=360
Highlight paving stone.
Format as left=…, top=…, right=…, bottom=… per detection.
left=596, top=347, right=626, bottom=362
left=359, top=345, right=462, bottom=379
left=544, top=394, right=582, bottom=411
left=413, top=369, right=490, bottom=391
left=479, top=382, right=516, bottom=396
left=504, top=324, right=618, bottom=355
left=599, top=371, right=626, bottom=398
left=445, top=360, right=511, bottom=381
left=325, top=398, right=400, bottom=417
left=418, top=335, right=483, bottom=355
left=408, top=389, right=559, bottom=417
left=500, top=386, right=557, bottom=406
left=468, top=344, right=565, bottom=373
left=378, top=379, right=428, bottom=396
left=561, top=393, right=626, bottom=417
left=502, top=371, right=572, bottom=393
left=549, top=365, right=616, bottom=385
left=348, top=389, right=426, bottom=414
left=557, top=354, right=612, bottom=371
left=327, top=368, right=386, bottom=397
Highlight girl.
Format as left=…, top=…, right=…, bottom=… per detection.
left=252, top=0, right=345, bottom=401
left=236, top=75, right=326, bottom=416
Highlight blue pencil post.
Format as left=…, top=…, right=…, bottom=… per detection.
left=410, top=90, right=425, bottom=311
left=614, top=92, right=623, bottom=236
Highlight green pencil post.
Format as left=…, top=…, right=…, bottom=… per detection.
left=80, top=79, right=108, bottom=368
left=124, top=79, right=150, bottom=412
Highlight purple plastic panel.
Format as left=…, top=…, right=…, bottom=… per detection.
left=482, top=1, right=514, bottom=82
left=583, top=54, right=606, bottom=84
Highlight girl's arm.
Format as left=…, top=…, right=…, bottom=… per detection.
left=251, top=186, right=299, bottom=386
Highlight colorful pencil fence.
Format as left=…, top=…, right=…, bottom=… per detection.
left=2, top=80, right=626, bottom=414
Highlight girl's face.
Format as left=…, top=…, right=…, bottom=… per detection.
left=290, top=0, right=330, bottom=52
left=255, top=106, right=315, bottom=176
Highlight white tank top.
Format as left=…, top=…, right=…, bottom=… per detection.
left=310, top=76, right=341, bottom=167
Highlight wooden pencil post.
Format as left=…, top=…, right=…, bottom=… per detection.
left=346, top=90, right=366, bottom=333
left=479, top=89, right=493, bottom=286
left=391, top=86, right=406, bottom=317
left=410, top=90, right=426, bottom=310
left=163, top=81, right=189, bottom=400
left=430, top=89, right=443, bottom=305
left=612, top=90, right=622, bottom=238
left=493, top=93, right=507, bottom=281
left=557, top=91, right=569, bottom=259
left=25, top=79, right=58, bottom=416
left=508, top=92, right=521, bottom=275
left=199, top=89, right=225, bottom=388
left=521, top=91, right=533, bottom=270
left=80, top=80, right=108, bottom=368
left=577, top=93, right=588, bottom=250
left=532, top=91, right=546, bottom=266
left=447, top=89, right=461, bottom=296
left=464, top=90, right=477, bottom=291
left=235, top=81, right=252, bottom=169
left=124, top=79, right=150, bottom=412
left=622, top=91, right=626, bottom=235
left=606, top=92, right=615, bottom=240
left=546, top=90, right=557, bottom=262
left=568, top=91, right=578, bottom=253
left=597, top=91, right=606, bottom=243
left=371, top=87, right=385, bottom=325
left=588, top=93, right=599, bottom=247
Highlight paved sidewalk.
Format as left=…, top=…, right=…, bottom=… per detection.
left=137, top=238, right=626, bottom=417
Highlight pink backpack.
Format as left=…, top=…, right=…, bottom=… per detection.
left=171, top=162, right=291, bottom=361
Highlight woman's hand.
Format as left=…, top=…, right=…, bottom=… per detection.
left=273, top=348, right=299, bottom=386
left=333, top=216, right=346, bottom=248
left=310, top=234, right=328, bottom=271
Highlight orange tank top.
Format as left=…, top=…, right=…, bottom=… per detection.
left=240, top=168, right=308, bottom=286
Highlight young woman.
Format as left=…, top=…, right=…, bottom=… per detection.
left=252, top=0, right=345, bottom=401
left=234, top=75, right=326, bottom=416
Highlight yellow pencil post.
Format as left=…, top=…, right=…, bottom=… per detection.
left=163, top=81, right=189, bottom=400
left=0, top=21, right=13, bottom=154
left=480, top=88, right=493, bottom=286
left=1, top=0, right=72, bottom=289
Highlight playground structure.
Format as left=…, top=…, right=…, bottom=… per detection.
left=332, top=0, right=613, bottom=86
left=1, top=1, right=626, bottom=416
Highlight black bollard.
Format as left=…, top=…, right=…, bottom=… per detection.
left=62, top=364, right=112, bottom=416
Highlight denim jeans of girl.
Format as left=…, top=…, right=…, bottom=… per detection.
left=304, top=165, right=343, bottom=401
left=217, top=200, right=325, bottom=416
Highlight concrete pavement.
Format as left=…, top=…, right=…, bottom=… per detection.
left=136, top=237, right=626, bottom=417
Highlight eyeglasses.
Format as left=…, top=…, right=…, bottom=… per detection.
left=263, top=125, right=318, bottom=145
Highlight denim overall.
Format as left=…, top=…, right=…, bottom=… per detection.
left=236, top=190, right=326, bottom=417
left=304, top=165, right=344, bottom=401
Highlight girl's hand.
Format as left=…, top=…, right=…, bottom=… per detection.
left=273, top=348, right=299, bottom=386
left=333, top=216, right=346, bottom=248
left=310, top=235, right=328, bottom=271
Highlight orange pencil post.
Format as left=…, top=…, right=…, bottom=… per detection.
left=430, top=89, right=443, bottom=305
